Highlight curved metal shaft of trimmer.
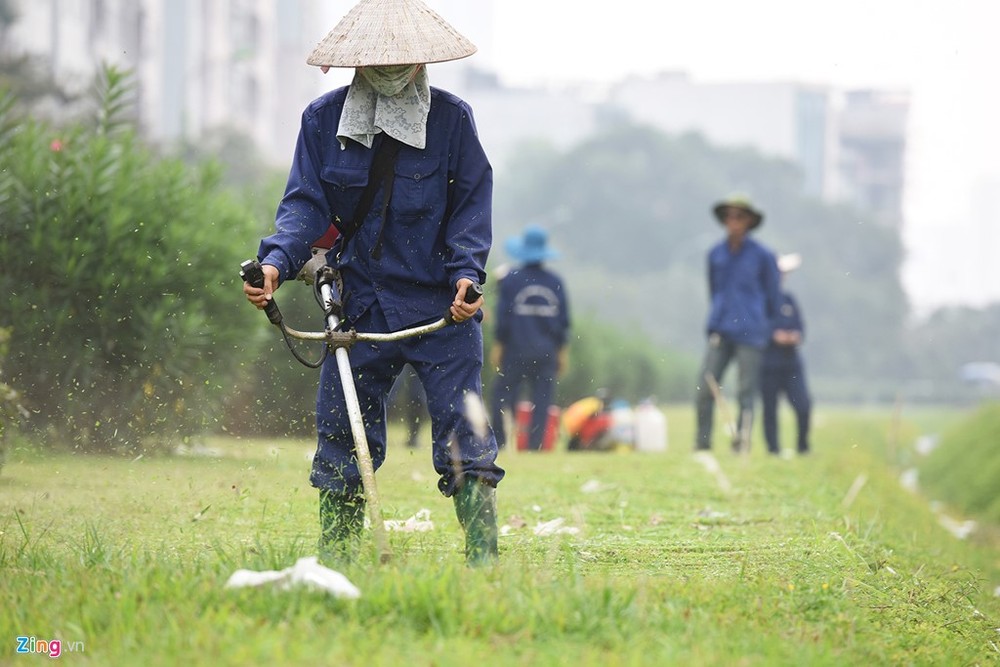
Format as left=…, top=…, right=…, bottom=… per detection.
left=318, top=280, right=392, bottom=564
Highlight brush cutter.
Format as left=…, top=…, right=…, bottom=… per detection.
left=240, top=258, right=482, bottom=563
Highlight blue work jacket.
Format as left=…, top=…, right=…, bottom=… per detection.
left=705, top=237, right=781, bottom=349
left=258, top=86, right=492, bottom=331
left=763, top=292, right=805, bottom=369
left=494, top=264, right=570, bottom=360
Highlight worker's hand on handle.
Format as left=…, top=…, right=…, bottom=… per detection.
left=450, top=278, right=483, bottom=323
left=243, top=263, right=280, bottom=309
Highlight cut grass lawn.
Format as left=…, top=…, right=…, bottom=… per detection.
left=1, top=405, right=998, bottom=666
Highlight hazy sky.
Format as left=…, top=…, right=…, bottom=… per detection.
left=480, top=0, right=1000, bottom=312
left=330, top=0, right=1000, bottom=311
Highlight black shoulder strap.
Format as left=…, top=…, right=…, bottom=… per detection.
left=334, top=135, right=403, bottom=259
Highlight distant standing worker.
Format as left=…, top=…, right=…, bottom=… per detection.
left=760, top=253, right=812, bottom=455
left=491, top=225, right=571, bottom=450
left=695, top=195, right=781, bottom=452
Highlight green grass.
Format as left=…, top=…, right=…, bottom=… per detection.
left=1, top=405, right=999, bottom=665
left=920, top=401, right=1000, bottom=523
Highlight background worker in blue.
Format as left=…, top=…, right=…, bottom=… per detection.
left=761, top=253, right=813, bottom=455
left=490, top=225, right=571, bottom=450
left=243, top=0, right=504, bottom=565
left=695, top=195, right=781, bottom=452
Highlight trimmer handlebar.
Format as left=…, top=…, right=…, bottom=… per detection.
left=239, top=257, right=482, bottom=340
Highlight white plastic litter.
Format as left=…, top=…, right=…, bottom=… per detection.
left=225, top=556, right=361, bottom=599
left=893, top=465, right=977, bottom=541
left=384, top=509, right=434, bottom=532
left=914, top=434, right=940, bottom=456
left=634, top=400, right=668, bottom=452
left=899, top=468, right=919, bottom=493
left=935, top=511, right=977, bottom=540
left=580, top=479, right=609, bottom=494
left=533, top=517, right=580, bottom=536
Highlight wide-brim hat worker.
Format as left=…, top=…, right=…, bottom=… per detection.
left=248, top=0, right=504, bottom=567
left=307, top=0, right=477, bottom=68
left=505, top=224, right=560, bottom=264
left=712, top=194, right=764, bottom=230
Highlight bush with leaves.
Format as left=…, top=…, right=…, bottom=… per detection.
left=0, top=67, right=263, bottom=453
left=0, top=327, right=27, bottom=470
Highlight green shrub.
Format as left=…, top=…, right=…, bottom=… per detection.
left=553, top=311, right=697, bottom=404
left=0, top=67, right=262, bottom=453
left=0, top=326, right=27, bottom=470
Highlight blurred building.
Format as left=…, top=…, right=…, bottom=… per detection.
left=5, top=0, right=323, bottom=162
left=457, top=70, right=909, bottom=226
left=611, top=72, right=834, bottom=198
left=5, top=1, right=909, bottom=228
left=451, top=69, right=598, bottom=173
left=608, top=73, right=911, bottom=225
left=834, top=89, right=910, bottom=228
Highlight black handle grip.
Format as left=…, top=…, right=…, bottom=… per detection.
left=445, top=281, right=483, bottom=324
left=463, top=282, right=484, bottom=304
left=240, top=259, right=283, bottom=326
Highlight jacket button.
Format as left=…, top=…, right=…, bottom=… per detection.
left=413, top=173, right=421, bottom=180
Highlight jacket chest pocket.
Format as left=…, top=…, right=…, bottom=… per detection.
left=391, top=157, right=443, bottom=219
left=321, top=165, right=369, bottom=231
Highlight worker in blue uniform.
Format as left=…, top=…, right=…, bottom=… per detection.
left=490, top=225, right=571, bottom=450
left=243, top=0, right=503, bottom=565
left=695, top=195, right=781, bottom=453
left=760, top=253, right=812, bottom=455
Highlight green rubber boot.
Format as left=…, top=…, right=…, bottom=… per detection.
left=318, top=489, right=366, bottom=565
left=452, top=477, right=498, bottom=566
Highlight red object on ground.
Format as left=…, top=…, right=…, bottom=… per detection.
left=577, top=413, right=613, bottom=450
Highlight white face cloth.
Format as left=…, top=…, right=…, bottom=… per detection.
left=337, top=65, right=431, bottom=150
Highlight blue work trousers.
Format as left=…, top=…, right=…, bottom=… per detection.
left=760, top=362, right=812, bottom=453
left=491, top=355, right=558, bottom=450
left=310, top=304, right=504, bottom=498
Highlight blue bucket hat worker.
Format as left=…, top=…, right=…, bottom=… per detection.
left=490, top=225, right=571, bottom=450
left=244, top=0, right=503, bottom=565
left=760, top=253, right=813, bottom=456
left=695, top=195, right=781, bottom=453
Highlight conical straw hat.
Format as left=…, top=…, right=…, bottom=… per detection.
left=307, top=0, right=477, bottom=68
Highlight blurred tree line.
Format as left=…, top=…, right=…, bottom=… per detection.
left=494, top=123, right=1000, bottom=403
left=1, top=59, right=995, bottom=453
left=494, top=125, right=910, bottom=400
